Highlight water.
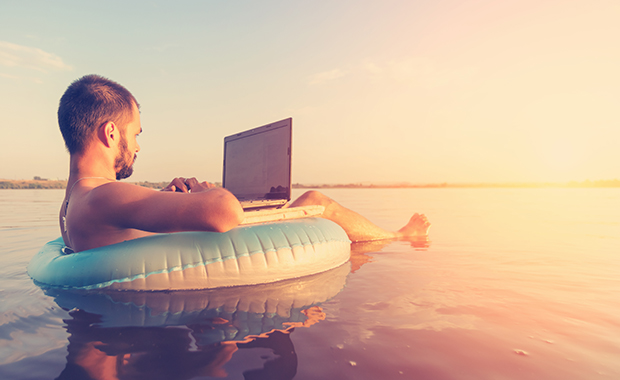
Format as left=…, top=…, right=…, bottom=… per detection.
left=0, top=188, right=619, bottom=379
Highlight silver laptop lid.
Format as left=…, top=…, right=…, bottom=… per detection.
left=223, top=118, right=292, bottom=208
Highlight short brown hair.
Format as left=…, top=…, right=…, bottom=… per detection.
left=58, top=75, right=139, bottom=154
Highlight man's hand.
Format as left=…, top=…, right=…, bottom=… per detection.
left=185, top=177, right=216, bottom=192
left=162, top=177, right=188, bottom=192
left=161, top=177, right=216, bottom=193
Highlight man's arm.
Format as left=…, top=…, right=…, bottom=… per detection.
left=86, top=181, right=244, bottom=234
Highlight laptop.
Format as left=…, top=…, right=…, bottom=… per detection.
left=223, top=118, right=292, bottom=210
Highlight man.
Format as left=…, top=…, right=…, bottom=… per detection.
left=58, top=75, right=430, bottom=252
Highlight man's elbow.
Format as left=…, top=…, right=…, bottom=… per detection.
left=212, top=207, right=243, bottom=233
left=207, top=190, right=244, bottom=233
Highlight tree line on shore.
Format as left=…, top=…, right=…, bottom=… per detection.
left=0, top=179, right=67, bottom=189
left=0, top=179, right=224, bottom=190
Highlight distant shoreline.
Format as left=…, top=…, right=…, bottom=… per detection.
left=293, top=179, right=620, bottom=189
left=1, top=178, right=619, bottom=189
left=0, top=179, right=68, bottom=189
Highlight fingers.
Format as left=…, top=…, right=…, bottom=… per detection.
left=186, top=178, right=216, bottom=192
left=161, top=177, right=189, bottom=192
left=185, top=177, right=200, bottom=190
left=174, top=177, right=189, bottom=192
left=162, top=177, right=215, bottom=193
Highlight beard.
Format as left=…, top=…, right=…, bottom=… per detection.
left=114, top=135, right=136, bottom=180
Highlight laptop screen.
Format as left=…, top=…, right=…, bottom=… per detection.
left=223, top=118, right=292, bottom=203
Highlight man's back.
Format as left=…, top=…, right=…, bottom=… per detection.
left=61, top=180, right=151, bottom=251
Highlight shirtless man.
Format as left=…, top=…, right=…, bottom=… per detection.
left=58, top=75, right=430, bottom=252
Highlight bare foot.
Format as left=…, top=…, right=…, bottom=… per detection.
left=397, top=213, right=431, bottom=237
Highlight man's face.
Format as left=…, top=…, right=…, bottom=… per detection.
left=114, top=104, right=141, bottom=180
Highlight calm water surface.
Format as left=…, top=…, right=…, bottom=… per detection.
left=0, top=188, right=619, bottom=379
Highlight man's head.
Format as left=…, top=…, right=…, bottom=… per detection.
left=58, top=75, right=139, bottom=156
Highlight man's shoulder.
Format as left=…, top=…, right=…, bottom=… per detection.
left=90, top=181, right=154, bottom=195
left=84, top=181, right=156, bottom=208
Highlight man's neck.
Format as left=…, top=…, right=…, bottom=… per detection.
left=68, top=151, right=117, bottom=183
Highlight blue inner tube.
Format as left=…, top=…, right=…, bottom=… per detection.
left=28, top=218, right=351, bottom=291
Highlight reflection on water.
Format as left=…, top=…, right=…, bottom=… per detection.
left=59, top=313, right=301, bottom=380
left=47, top=264, right=349, bottom=380
left=349, top=236, right=430, bottom=273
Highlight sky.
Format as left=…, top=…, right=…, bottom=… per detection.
left=1, top=0, right=618, bottom=184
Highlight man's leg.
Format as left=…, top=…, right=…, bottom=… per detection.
left=289, top=191, right=430, bottom=242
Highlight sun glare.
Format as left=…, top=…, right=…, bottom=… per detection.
left=539, top=141, right=583, bottom=180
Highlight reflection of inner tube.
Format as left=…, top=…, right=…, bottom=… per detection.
left=28, top=218, right=351, bottom=290
left=46, top=262, right=350, bottom=344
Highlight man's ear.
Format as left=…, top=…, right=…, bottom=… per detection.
left=98, top=122, right=118, bottom=148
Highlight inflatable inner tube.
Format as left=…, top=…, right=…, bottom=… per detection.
left=28, top=218, right=351, bottom=291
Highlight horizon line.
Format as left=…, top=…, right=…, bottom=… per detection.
left=1, top=178, right=619, bottom=189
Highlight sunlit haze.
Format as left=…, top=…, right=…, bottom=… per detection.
left=1, top=0, right=618, bottom=184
